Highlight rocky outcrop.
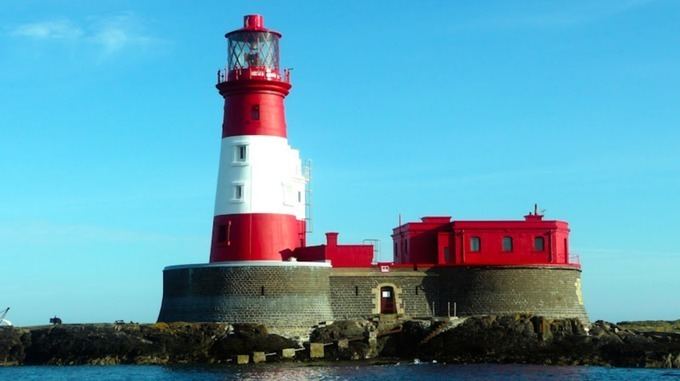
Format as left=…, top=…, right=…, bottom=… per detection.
left=402, top=316, right=680, bottom=368
left=0, top=327, right=30, bottom=366
left=1, top=323, right=298, bottom=365
left=2, top=316, right=680, bottom=367
left=305, top=315, right=680, bottom=368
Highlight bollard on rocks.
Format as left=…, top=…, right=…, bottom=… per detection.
left=310, top=342, right=325, bottom=359
left=252, top=352, right=266, bottom=363
left=236, top=354, right=249, bottom=365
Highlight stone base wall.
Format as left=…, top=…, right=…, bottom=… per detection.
left=435, top=266, right=587, bottom=321
left=329, top=270, right=433, bottom=319
left=157, top=263, right=334, bottom=329
left=329, top=266, right=588, bottom=323
left=158, top=263, right=588, bottom=328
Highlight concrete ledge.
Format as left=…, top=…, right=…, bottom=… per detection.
left=164, top=260, right=331, bottom=271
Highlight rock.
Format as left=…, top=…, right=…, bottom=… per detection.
left=0, top=327, right=30, bottom=365
left=310, top=320, right=373, bottom=343
left=209, top=324, right=298, bottom=360
left=2, top=316, right=680, bottom=368
left=309, top=320, right=379, bottom=360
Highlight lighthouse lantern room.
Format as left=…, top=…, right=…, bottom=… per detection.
left=210, top=15, right=306, bottom=262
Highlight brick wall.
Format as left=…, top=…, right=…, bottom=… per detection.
left=159, top=264, right=588, bottom=329
left=329, top=266, right=588, bottom=323
left=158, top=264, right=334, bottom=329
left=329, top=269, right=434, bottom=319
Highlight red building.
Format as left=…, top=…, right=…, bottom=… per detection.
left=392, top=206, right=577, bottom=267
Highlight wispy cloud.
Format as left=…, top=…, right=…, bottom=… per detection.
left=10, top=19, right=83, bottom=40
left=7, top=13, right=162, bottom=57
left=87, top=13, right=161, bottom=55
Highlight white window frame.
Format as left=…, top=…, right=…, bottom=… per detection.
left=232, top=144, right=248, bottom=165
left=231, top=183, right=245, bottom=203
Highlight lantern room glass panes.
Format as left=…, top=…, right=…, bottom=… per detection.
left=228, top=31, right=280, bottom=72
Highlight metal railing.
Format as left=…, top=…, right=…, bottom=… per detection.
left=217, top=67, right=291, bottom=84
left=568, top=254, right=581, bottom=265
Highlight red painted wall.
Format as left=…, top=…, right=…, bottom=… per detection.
left=292, top=232, right=374, bottom=267
left=392, top=217, right=451, bottom=264
left=210, top=214, right=305, bottom=262
left=217, top=79, right=291, bottom=138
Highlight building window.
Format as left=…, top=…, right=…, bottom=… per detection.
left=251, top=104, right=260, bottom=120
left=502, top=236, right=513, bottom=252
left=534, top=236, right=545, bottom=251
left=260, top=286, right=265, bottom=296
left=470, top=236, right=481, bottom=252
left=355, top=286, right=359, bottom=296
left=236, top=145, right=248, bottom=162
left=234, top=185, right=243, bottom=200
left=298, top=191, right=302, bottom=203
left=217, top=224, right=227, bottom=243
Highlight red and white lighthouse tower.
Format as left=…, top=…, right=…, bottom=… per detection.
left=210, top=15, right=306, bottom=262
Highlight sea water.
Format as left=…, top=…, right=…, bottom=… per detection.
left=0, top=363, right=679, bottom=380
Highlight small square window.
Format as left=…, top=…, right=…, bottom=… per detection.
left=534, top=236, right=545, bottom=251
left=234, top=185, right=243, bottom=200
left=251, top=104, right=260, bottom=120
left=502, top=236, right=513, bottom=252
left=470, top=237, right=481, bottom=252
left=217, top=224, right=227, bottom=243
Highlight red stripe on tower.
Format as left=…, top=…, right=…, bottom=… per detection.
left=210, top=15, right=306, bottom=262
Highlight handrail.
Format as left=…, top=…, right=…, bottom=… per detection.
left=568, top=254, right=580, bottom=265
left=217, top=67, right=291, bottom=84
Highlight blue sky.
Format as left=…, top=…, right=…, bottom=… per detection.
left=1, top=0, right=679, bottom=326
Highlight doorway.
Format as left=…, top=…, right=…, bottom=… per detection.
left=380, top=286, right=396, bottom=314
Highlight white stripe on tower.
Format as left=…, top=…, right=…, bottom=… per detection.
left=214, top=135, right=306, bottom=220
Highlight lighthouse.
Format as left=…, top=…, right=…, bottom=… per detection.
left=210, top=15, right=306, bottom=262
left=158, top=14, right=587, bottom=328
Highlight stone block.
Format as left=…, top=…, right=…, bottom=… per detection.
left=281, top=348, right=296, bottom=359
left=236, top=354, right=249, bottom=365
left=252, top=352, right=266, bottom=363
left=309, top=342, right=325, bottom=359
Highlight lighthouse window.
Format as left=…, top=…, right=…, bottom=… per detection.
left=233, top=144, right=248, bottom=163
left=217, top=224, right=227, bottom=243
left=502, top=236, right=513, bottom=252
left=251, top=104, right=260, bottom=120
left=534, top=236, right=545, bottom=251
left=238, top=145, right=247, bottom=161
left=297, top=191, right=302, bottom=203
left=234, top=185, right=243, bottom=200
left=470, top=236, right=481, bottom=252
